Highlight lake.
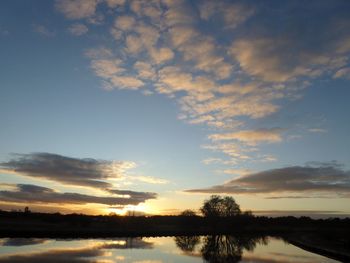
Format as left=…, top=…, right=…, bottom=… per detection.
left=0, top=235, right=339, bottom=262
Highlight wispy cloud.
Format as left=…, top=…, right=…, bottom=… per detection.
left=209, top=128, right=283, bottom=146
left=55, top=0, right=99, bottom=19
left=334, top=67, right=350, bottom=79
left=186, top=162, right=350, bottom=198
left=32, top=24, right=55, bottom=37
left=68, top=23, right=88, bottom=36
left=222, top=169, right=253, bottom=176
left=308, top=128, right=327, bottom=133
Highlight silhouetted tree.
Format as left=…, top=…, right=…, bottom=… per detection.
left=174, top=236, right=200, bottom=252
left=242, top=210, right=253, bottom=217
left=201, top=195, right=241, bottom=217
left=180, top=209, right=197, bottom=216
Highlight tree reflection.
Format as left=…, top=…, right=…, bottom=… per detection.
left=175, top=234, right=267, bottom=262
left=174, top=236, right=200, bottom=252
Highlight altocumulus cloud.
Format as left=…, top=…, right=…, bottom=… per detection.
left=0, top=184, right=156, bottom=206
left=186, top=163, right=350, bottom=198
left=0, top=153, right=137, bottom=189
left=54, top=0, right=350, bottom=164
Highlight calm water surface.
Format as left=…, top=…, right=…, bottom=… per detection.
left=0, top=236, right=338, bottom=262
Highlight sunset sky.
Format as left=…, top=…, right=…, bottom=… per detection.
left=1, top=0, right=350, bottom=216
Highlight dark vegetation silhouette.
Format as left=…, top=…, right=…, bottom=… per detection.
left=201, top=195, right=241, bottom=217
left=180, top=209, right=197, bottom=216
left=0, top=196, right=349, bottom=261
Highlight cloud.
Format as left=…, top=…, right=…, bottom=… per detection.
left=84, top=47, right=113, bottom=59
left=130, top=0, right=162, bottom=23
left=229, top=17, right=350, bottom=82
left=209, top=128, right=283, bottom=145
left=55, top=0, right=98, bottom=19
left=129, top=176, right=169, bottom=184
left=105, top=0, right=125, bottom=8
left=334, top=67, right=350, bottom=79
left=308, top=128, right=327, bottom=133
left=32, top=24, right=55, bottom=37
left=202, top=142, right=251, bottom=162
left=114, top=15, right=135, bottom=30
left=107, top=189, right=157, bottom=200
left=68, top=23, right=88, bottom=36
left=222, top=169, right=252, bottom=176
left=90, top=58, right=145, bottom=90
left=109, top=75, right=145, bottom=90
left=134, top=61, right=156, bottom=80
left=149, top=47, right=174, bottom=64
left=202, top=158, right=237, bottom=166
left=186, top=163, right=350, bottom=198
left=198, top=1, right=255, bottom=29
left=125, top=34, right=143, bottom=54
left=59, top=1, right=350, bottom=166
left=91, top=59, right=125, bottom=78
left=0, top=153, right=136, bottom=189
left=134, top=23, right=160, bottom=50
left=0, top=184, right=156, bottom=206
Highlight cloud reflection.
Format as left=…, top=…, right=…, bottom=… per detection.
left=0, top=238, right=153, bottom=263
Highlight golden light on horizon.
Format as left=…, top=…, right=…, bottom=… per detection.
left=107, top=203, right=149, bottom=216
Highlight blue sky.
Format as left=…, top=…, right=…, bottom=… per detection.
left=0, top=0, right=350, bottom=216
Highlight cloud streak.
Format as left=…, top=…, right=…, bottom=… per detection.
left=186, top=163, right=350, bottom=198
left=0, top=153, right=136, bottom=189
left=209, top=128, right=283, bottom=145
left=68, top=23, right=88, bottom=36
left=0, top=184, right=156, bottom=206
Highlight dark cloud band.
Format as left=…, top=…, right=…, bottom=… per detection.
left=186, top=163, right=350, bottom=198
left=0, top=153, right=134, bottom=189
left=0, top=184, right=156, bottom=206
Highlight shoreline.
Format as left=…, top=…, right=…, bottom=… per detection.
left=0, top=210, right=349, bottom=261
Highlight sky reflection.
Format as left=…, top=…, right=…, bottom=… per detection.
left=0, top=236, right=338, bottom=263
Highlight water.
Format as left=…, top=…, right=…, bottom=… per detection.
left=0, top=236, right=339, bottom=262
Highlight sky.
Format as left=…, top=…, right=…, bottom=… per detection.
left=0, top=0, right=350, bottom=217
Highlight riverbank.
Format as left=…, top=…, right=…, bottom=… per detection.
left=285, top=231, right=350, bottom=262
left=0, top=210, right=349, bottom=261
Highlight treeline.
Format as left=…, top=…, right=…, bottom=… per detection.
left=0, top=209, right=349, bottom=237
left=1, top=209, right=349, bottom=226
left=0, top=195, right=349, bottom=237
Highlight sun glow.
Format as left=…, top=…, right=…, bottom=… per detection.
left=107, top=203, right=148, bottom=216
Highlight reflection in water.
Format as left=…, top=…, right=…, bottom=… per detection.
left=0, top=238, right=47, bottom=246
left=175, top=235, right=268, bottom=263
left=0, top=236, right=338, bottom=263
left=0, top=245, right=106, bottom=263
left=0, top=237, right=153, bottom=263
left=174, top=236, right=200, bottom=252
